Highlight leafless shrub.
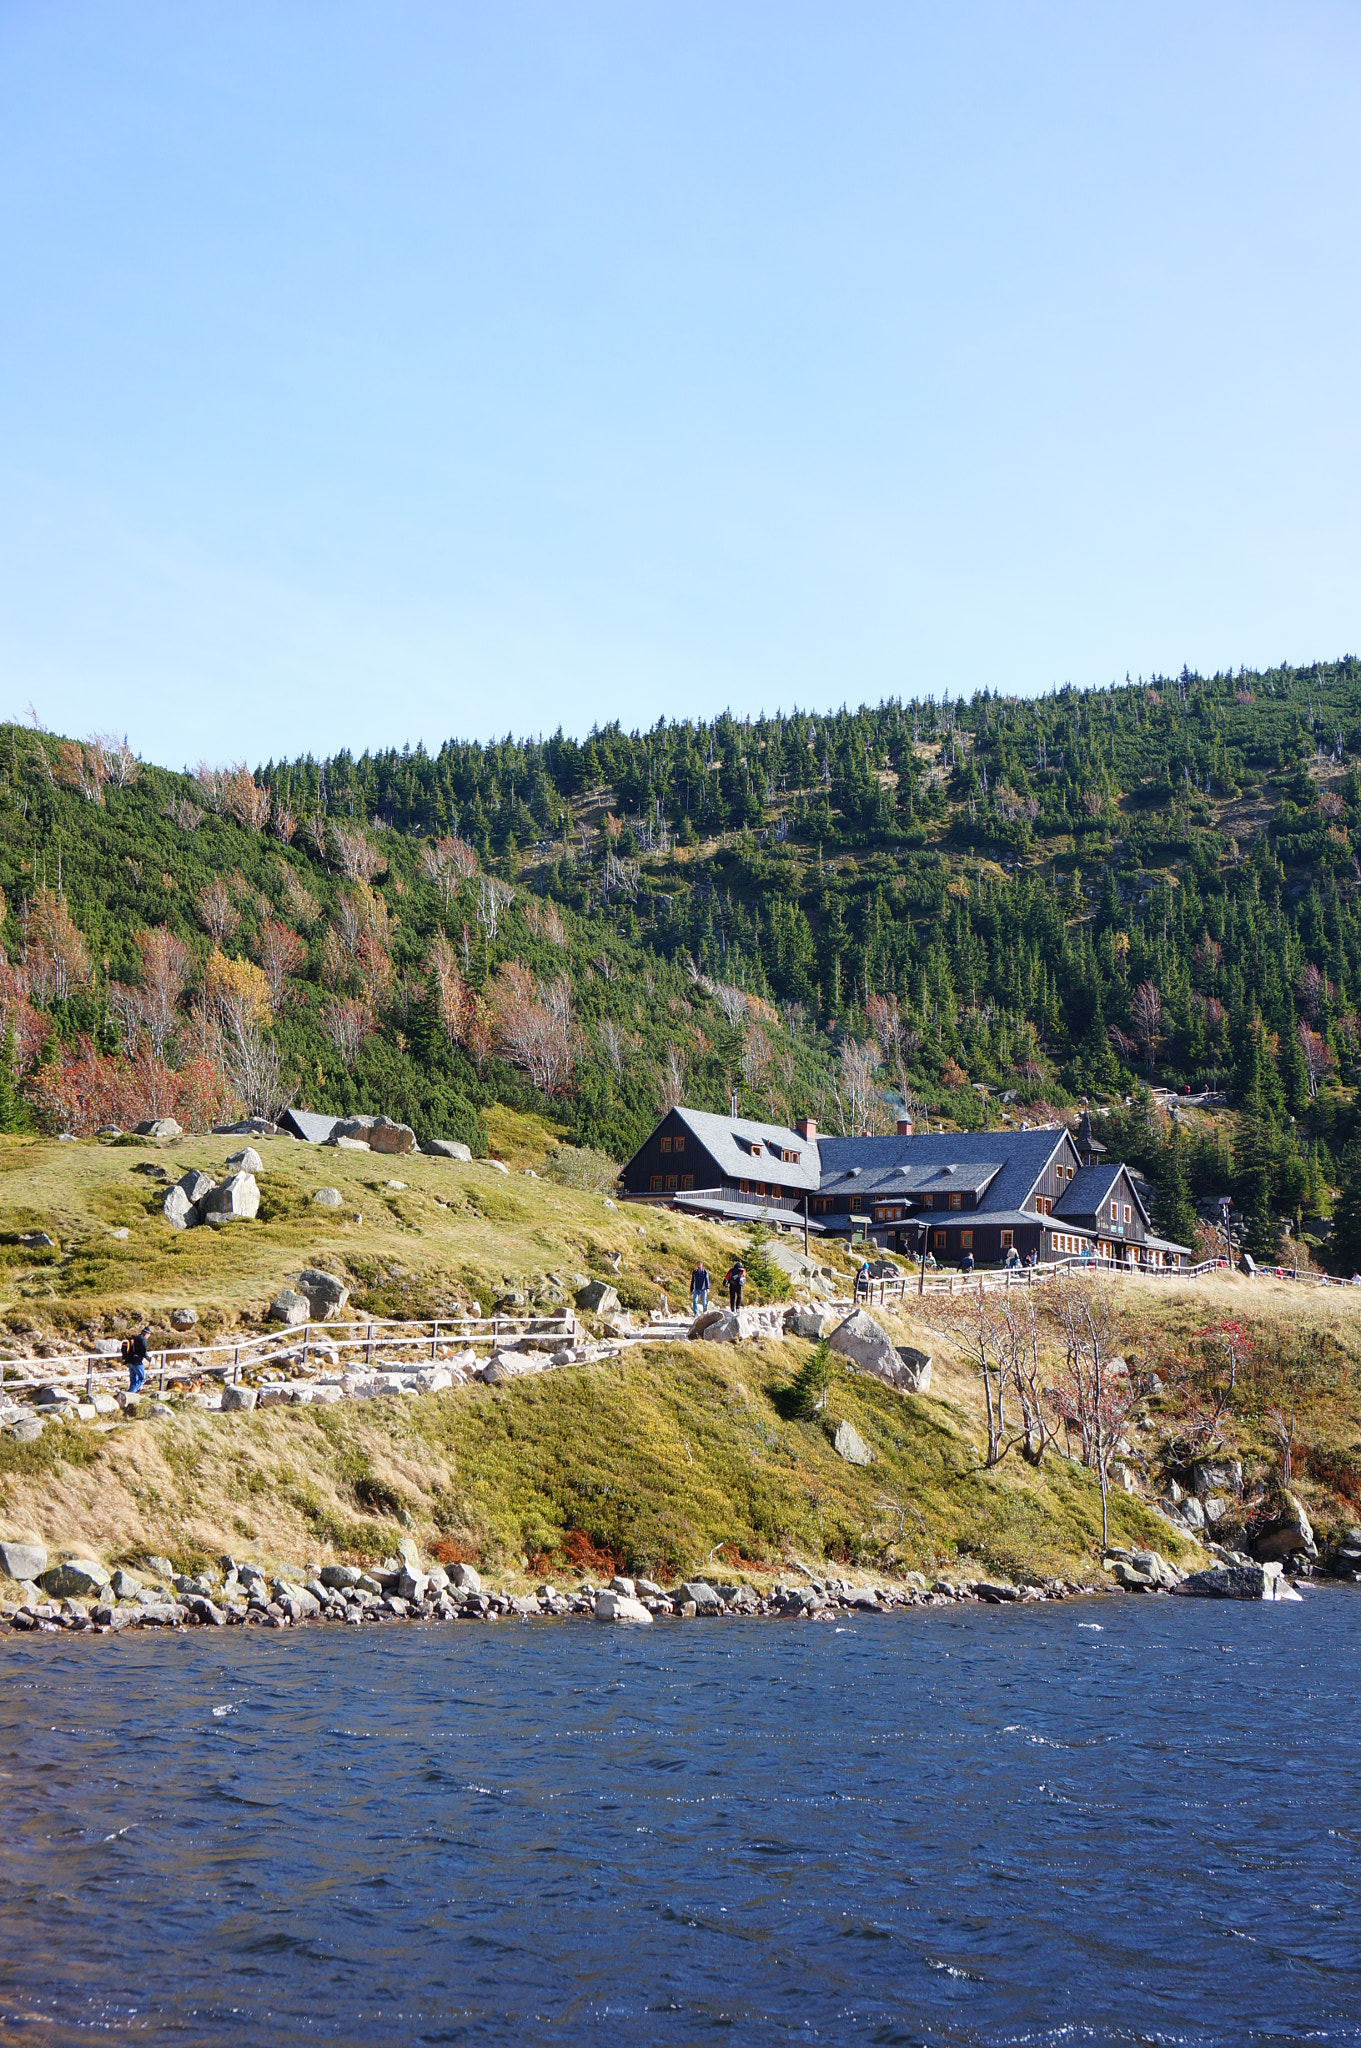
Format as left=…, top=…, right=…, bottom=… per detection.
left=196, top=878, right=237, bottom=945
left=325, top=994, right=376, bottom=1069
left=332, top=823, right=383, bottom=883
left=657, top=1040, right=688, bottom=1114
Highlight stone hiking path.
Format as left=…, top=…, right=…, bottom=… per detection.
left=1, top=1295, right=923, bottom=1434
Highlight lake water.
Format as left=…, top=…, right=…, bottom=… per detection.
left=2, top=1592, right=1358, bottom=2045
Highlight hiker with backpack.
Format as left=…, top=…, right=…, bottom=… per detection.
left=122, top=1329, right=150, bottom=1394
left=726, top=1258, right=746, bottom=1311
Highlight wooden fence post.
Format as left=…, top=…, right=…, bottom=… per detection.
left=302, top=1323, right=310, bottom=1369
left=366, top=1322, right=374, bottom=1366
left=232, top=1345, right=240, bottom=1385
left=431, top=1320, right=439, bottom=1360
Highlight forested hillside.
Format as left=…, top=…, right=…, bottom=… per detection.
left=5, top=655, right=1361, bottom=1261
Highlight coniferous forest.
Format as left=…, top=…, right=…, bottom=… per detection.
left=6, top=655, right=1361, bottom=1263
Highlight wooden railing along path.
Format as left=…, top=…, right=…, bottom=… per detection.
left=0, top=1310, right=577, bottom=1400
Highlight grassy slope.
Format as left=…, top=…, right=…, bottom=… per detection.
left=3, top=1134, right=1359, bottom=1592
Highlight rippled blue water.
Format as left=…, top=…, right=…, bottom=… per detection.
left=2, top=1592, right=1358, bottom=2044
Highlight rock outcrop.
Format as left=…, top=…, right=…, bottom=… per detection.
left=1249, top=1492, right=1317, bottom=1563
left=1105, top=1548, right=1182, bottom=1592
left=426, top=1139, right=472, bottom=1161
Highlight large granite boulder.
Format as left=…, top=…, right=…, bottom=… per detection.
left=135, top=1117, right=182, bottom=1140
left=328, top=1115, right=416, bottom=1156
left=426, top=1139, right=472, bottom=1161
left=450, top=1563, right=482, bottom=1594
left=178, top=1169, right=217, bottom=1207
left=295, top=1269, right=350, bottom=1320
left=226, top=1146, right=264, bottom=1174
left=576, top=1281, right=621, bottom=1315
left=691, top=1310, right=740, bottom=1343
left=200, top=1172, right=260, bottom=1225
left=162, top=1183, right=195, bottom=1230
left=368, top=1118, right=417, bottom=1156
left=312, top=1188, right=343, bottom=1209
left=1250, top=1492, right=1317, bottom=1562
left=221, top=1385, right=258, bottom=1412
left=828, top=1311, right=932, bottom=1393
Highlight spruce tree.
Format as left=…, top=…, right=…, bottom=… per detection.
left=1328, top=1138, right=1361, bottom=1274
left=1153, top=1130, right=1197, bottom=1248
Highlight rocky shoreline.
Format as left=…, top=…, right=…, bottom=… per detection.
left=0, top=1534, right=1333, bottom=1639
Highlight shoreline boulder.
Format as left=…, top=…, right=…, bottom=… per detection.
left=0, top=1540, right=47, bottom=1582
left=1171, top=1561, right=1302, bottom=1601
left=38, top=1558, right=110, bottom=1599
left=594, top=1589, right=653, bottom=1625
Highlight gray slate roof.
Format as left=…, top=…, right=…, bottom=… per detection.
left=824, top=1158, right=1005, bottom=1199
left=673, top=1108, right=821, bottom=1193
left=1054, top=1163, right=1150, bottom=1228
left=817, top=1128, right=1069, bottom=1212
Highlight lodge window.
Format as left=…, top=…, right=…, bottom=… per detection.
left=850, top=1197, right=862, bottom=1211
left=650, top=1175, right=663, bottom=1191
left=960, top=1230, right=973, bottom=1249
left=666, top=1175, right=678, bottom=1190
left=1110, top=1202, right=1118, bottom=1220
left=661, top=1137, right=672, bottom=1154
left=950, top=1192, right=961, bottom=1210
left=740, top=1180, right=750, bottom=1194
left=682, top=1175, right=694, bottom=1190
left=1001, top=1230, right=1013, bottom=1249
left=933, top=1229, right=946, bottom=1248
left=674, top=1136, right=685, bottom=1152
left=1124, top=1205, right=1131, bottom=1223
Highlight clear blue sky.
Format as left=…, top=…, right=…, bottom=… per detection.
left=1, top=4, right=1358, bottom=767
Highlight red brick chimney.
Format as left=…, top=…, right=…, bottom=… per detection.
left=896, top=1117, right=912, bottom=1137
left=795, top=1117, right=817, bottom=1140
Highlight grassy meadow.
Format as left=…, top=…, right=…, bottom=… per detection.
left=1, top=1124, right=1359, bottom=1593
